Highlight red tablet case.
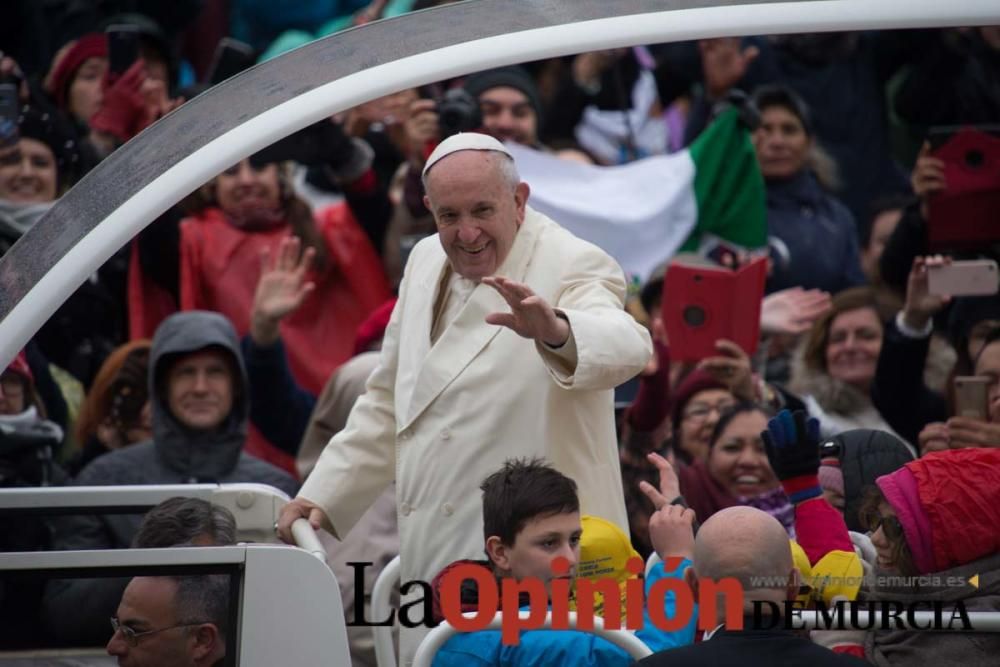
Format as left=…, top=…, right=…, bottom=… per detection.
left=927, top=127, right=1000, bottom=251
left=661, top=256, right=768, bottom=362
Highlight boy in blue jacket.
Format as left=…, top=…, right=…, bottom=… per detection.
left=429, top=457, right=698, bottom=666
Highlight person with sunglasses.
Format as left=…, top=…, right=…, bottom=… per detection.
left=858, top=447, right=1000, bottom=664
left=107, top=573, right=228, bottom=667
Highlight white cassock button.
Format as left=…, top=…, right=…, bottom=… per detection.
left=401, top=503, right=412, bottom=516
left=440, top=428, right=452, bottom=441
left=400, top=430, right=411, bottom=441
left=442, top=503, right=454, bottom=516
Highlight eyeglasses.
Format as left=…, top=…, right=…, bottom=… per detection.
left=110, top=617, right=206, bottom=647
left=682, top=401, right=736, bottom=422
left=865, top=514, right=904, bottom=541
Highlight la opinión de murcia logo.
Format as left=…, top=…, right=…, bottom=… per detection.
left=346, top=559, right=985, bottom=645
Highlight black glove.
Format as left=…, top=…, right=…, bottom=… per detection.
left=761, top=409, right=821, bottom=481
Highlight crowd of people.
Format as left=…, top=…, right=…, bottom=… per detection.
left=2, top=1, right=1000, bottom=666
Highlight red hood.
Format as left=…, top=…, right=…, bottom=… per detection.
left=909, top=448, right=1000, bottom=572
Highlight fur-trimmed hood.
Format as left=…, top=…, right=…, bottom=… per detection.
left=789, top=356, right=873, bottom=417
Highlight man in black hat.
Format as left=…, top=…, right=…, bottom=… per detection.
left=462, top=65, right=543, bottom=147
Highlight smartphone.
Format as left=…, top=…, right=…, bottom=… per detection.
left=106, top=24, right=141, bottom=77
left=0, top=83, right=18, bottom=148
left=927, top=259, right=999, bottom=297
left=954, top=376, right=991, bottom=420
left=206, top=38, right=256, bottom=85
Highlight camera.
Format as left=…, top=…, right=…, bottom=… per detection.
left=0, top=420, right=62, bottom=487
left=437, top=88, right=482, bottom=139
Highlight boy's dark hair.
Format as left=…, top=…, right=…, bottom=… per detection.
left=480, top=458, right=579, bottom=546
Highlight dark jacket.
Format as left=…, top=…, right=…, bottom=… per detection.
left=42, top=311, right=297, bottom=646
left=865, top=552, right=1000, bottom=666
left=894, top=30, right=1000, bottom=128
left=684, top=32, right=917, bottom=223
left=765, top=172, right=866, bottom=295
left=639, top=622, right=868, bottom=666
left=870, top=317, right=948, bottom=448
left=241, top=336, right=316, bottom=456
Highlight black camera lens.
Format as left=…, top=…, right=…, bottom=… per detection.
left=437, top=88, right=482, bottom=139
left=966, top=149, right=985, bottom=169
left=682, top=305, right=706, bottom=327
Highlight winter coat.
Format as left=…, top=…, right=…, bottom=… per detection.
left=299, top=207, right=651, bottom=663
left=894, top=31, right=1000, bottom=128
left=177, top=205, right=390, bottom=472
left=865, top=449, right=1000, bottom=665
left=764, top=171, right=866, bottom=295
left=865, top=552, right=1000, bottom=666
left=41, top=311, right=297, bottom=646
left=790, top=359, right=911, bottom=453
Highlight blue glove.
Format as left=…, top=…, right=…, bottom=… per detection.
left=761, top=409, right=823, bottom=502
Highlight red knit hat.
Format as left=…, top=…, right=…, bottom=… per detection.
left=46, top=33, right=109, bottom=109
left=669, top=369, right=729, bottom=431
left=4, top=350, right=33, bottom=384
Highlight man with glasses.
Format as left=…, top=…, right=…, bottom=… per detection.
left=107, top=573, right=228, bottom=667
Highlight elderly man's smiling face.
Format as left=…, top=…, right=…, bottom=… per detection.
left=423, top=151, right=529, bottom=282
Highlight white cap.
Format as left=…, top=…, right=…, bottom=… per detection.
left=422, top=132, right=513, bottom=177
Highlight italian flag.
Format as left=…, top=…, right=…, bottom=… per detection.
left=507, top=107, right=767, bottom=282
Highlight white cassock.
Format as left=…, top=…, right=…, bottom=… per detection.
left=299, top=206, right=652, bottom=664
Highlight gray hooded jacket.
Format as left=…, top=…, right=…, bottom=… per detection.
left=42, top=311, right=297, bottom=646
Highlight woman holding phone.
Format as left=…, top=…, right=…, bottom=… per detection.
left=872, top=255, right=1000, bottom=454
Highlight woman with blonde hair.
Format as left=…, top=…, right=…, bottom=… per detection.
left=790, top=287, right=909, bottom=451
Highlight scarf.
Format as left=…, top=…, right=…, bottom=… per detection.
left=680, top=460, right=796, bottom=537
left=0, top=199, right=54, bottom=237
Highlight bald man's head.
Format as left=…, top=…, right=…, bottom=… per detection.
left=690, top=506, right=796, bottom=611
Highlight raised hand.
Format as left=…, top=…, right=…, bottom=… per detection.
left=647, top=504, right=696, bottom=564
left=902, top=256, right=951, bottom=330
left=761, top=409, right=822, bottom=489
left=760, top=287, right=832, bottom=335
left=250, top=236, right=316, bottom=346
left=698, top=339, right=755, bottom=401
left=699, top=37, right=760, bottom=100
left=639, top=451, right=681, bottom=507
left=404, top=98, right=439, bottom=169
left=482, top=276, right=569, bottom=347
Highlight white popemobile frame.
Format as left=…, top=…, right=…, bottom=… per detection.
left=0, top=483, right=296, bottom=546
left=1, top=0, right=999, bottom=362
left=0, top=543, right=348, bottom=666
left=2, top=1, right=1000, bottom=664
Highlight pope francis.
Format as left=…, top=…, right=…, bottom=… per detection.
left=278, top=132, right=652, bottom=662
